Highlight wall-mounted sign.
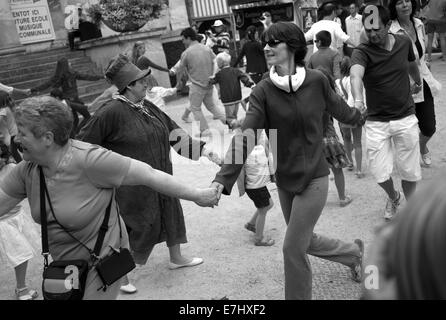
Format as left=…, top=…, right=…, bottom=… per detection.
left=9, top=0, right=56, bottom=44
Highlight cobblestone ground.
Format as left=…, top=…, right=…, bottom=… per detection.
left=1, top=57, right=445, bottom=300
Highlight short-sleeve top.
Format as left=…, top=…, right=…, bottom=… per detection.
left=305, top=20, right=350, bottom=53
left=0, top=140, right=131, bottom=262
left=351, top=34, right=416, bottom=122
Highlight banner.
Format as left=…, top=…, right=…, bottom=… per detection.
left=9, top=0, right=56, bottom=44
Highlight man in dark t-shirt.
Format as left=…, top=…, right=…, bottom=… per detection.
left=350, top=5, right=422, bottom=221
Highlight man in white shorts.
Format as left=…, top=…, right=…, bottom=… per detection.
left=350, top=5, right=422, bottom=220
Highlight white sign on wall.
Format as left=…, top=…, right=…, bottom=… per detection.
left=9, top=0, right=56, bottom=44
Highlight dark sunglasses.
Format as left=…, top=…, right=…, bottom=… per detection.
left=262, top=39, right=283, bottom=47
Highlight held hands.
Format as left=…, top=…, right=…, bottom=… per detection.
left=194, top=187, right=219, bottom=207
left=411, top=82, right=422, bottom=95
left=354, top=100, right=367, bottom=126
left=210, top=181, right=224, bottom=205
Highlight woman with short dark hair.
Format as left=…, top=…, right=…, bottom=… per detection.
left=388, top=0, right=442, bottom=166
left=211, top=22, right=366, bottom=300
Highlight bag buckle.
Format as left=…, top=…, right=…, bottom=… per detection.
left=42, top=252, right=50, bottom=268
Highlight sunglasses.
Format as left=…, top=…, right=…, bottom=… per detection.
left=262, top=39, right=283, bottom=48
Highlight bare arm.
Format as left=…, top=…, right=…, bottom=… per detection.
left=408, top=60, right=422, bottom=85
left=345, top=38, right=355, bottom=48
left=0, top=188, right=21, bottom=218
left=122, top=159, right=217, bottom=206
left=350, top=64, right=366, bottom=111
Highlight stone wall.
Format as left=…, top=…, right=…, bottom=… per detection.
left=0, top=1, right=21, bottom=50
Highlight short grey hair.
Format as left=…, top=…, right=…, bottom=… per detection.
left=14, top=96, right=73, bottom=146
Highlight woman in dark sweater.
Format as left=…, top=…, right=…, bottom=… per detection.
left=232, top=25, right=268, bottom=84
left=212, top=22, right=366, bottom=300
left=31, top=57, right=103, bottom=135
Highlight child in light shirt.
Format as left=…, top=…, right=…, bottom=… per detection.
left=0, top=133, right=40, bottom=300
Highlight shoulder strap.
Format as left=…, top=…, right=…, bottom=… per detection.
left=39, top=166, right=114, bottom=262
left=39, top=167, right=50, bottom=267
left=92, top=190, right=114, bottom=259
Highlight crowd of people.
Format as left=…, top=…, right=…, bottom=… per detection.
left=0, top=0, right=445, bottom=300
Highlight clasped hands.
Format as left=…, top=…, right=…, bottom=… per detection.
left=194, top=181, right=224, bottom=208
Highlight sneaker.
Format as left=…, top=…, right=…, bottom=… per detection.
left=339, top=195, right=353, bottom=207
left=350, top=239, right=364, bottom=283
left=421, top=151, right=432, bottom=166
left=384, top=191, right=402, bottom=220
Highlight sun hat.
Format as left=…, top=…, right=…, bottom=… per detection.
left=105, top=54, right=151, bottom=92
left=212, top=20, right=224, bottom=27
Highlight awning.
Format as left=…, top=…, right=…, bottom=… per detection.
left=228, top=0, right=295, bottom=5
left=227, top=0, right=258, bottom=5
left=191, top=0, right=231, bottom=19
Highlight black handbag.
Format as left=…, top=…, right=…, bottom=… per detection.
left=39, top=166, right=134, bottom=300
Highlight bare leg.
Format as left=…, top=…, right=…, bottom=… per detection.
left=419, top=133, right=431, bottom=155
left=169, top=244, right=192, bottom=265
left=427, top=32, right=434, bottom=61
left=332, top=167, right=346, bottom=200
left=14, top=261, right=28, bottom=289
left=352, top=127, right=363, bottom=173
left=248, top=212, right=259, bottom=225
left=342, top=128, right=354, bottom=165
left=439, top=33, right=446, bottom=60
left=254, top=199, right=274, bottom=242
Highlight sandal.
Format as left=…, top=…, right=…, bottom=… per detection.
left=15, top=287, right=38, bottom=300
left=340, top=195, right=353, bottom=207
left=355, top=171, right=364, bottom=178
left=254, top=238, right=275, bottom=246
left=244, top=222, right=256, bottom=233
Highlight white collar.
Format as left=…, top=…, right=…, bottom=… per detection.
left=269, top=66, right=306, bottom=93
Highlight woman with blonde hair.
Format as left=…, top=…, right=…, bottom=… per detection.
left=131, top=41, right=172, bottom=74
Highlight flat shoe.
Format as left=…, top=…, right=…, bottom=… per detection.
left=244, top=222, right=256, bottom=233
left=255, top=238, right=275, bottom=246
left=15, top=287, right=38, bottom=300
left=340, top=195, right=353, bottom=207
left=168, top=257, right=203, bottom=270
left=120, top=283, right=137, bottom=294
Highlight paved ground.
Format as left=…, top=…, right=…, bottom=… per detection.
left=1, top=55, right=445, bottom=300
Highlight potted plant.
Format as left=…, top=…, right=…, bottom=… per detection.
left=99, top=0, right=166, bottom=33
left=86, top=4, right=103, bottom=27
